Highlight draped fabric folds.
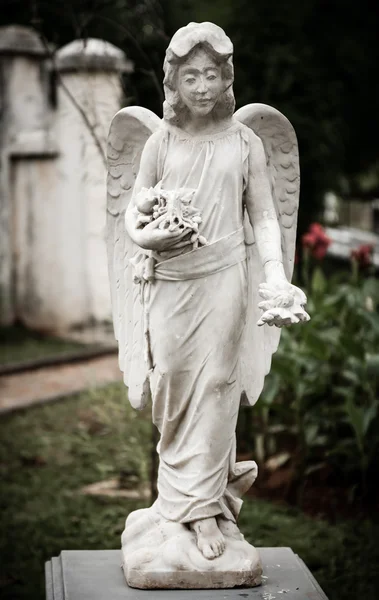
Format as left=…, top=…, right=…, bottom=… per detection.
left=141, top=122, right=258, bottom=523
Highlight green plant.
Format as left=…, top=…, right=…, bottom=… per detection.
left=250, top=236, right=379, bottom=503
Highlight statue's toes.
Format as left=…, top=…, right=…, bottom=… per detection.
left=202, top=544, right=217, bottom=560
left=208, top=538, right=225, bottom=558
left=216, top=540, right=225, bottom=557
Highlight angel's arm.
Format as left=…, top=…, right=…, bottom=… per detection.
left=125, top=131, right=191, bottom=251
left=244, top=129, right=287, bottom=285
left=125, top=132, right=160, bottom=243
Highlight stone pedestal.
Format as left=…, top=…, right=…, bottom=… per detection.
left=45, top=548, right=329, bottom=599
left=121, top=507, right=262, bottom=589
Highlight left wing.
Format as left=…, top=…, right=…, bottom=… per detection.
left=235, top=103, right=301, bottom=405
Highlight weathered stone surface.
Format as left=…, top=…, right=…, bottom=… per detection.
left=0, top=25, right=129, bottom=332
left=0, top=27, right=50, bottom=326
left=10, top=130, right=58, bottom=158
left=0, top=25, right=47, bottom=56
left=121, top=506, right=262, bottom=589
left=56, top=38, right=133, bottom=73
left=45, top=548, right=329, bottom=598
left=52, top=59, right=122, bottom=328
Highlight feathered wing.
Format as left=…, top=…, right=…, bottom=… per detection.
left=106, top=106, right=161, bottom=409
left=234, top=103, right=300, bottom=406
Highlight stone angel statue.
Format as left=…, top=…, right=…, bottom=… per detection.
left=106, top=21, right=309, bottom=590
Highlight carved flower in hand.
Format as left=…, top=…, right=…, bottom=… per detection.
left=257, top=282, right=310, bottom=328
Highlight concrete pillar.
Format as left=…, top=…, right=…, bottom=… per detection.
left=0, top=25, right=49, bottom=325
left=52, top=39, right=133, bottom=330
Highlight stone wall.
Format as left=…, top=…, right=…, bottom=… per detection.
left=0, top=26, right=132, bottom=332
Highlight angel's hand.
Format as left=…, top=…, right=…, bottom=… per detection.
left=257, top=281, right=310, bottom=328
left=163, top=231, right=193, bottom=249
left=135, top=215, right=192, bottom=251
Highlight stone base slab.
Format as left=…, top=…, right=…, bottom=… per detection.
left=45, top=547, right=329, bottom=599
left=121, top=507, right=262, bottom=589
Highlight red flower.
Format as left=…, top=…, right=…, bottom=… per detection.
left=351, top=244, right=374, bottom=268
left=302, top=223, right=331, bottom=260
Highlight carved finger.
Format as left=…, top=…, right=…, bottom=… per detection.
left=258, top=288, right=276, bottom=300
left=258, top=300, right=274, bottom=310
left=145, top=214, right=167, bottom=228
left=295, top=309, right=310, bottom=322
left=136, top=214, right=153, bottom=227
left=168, top=239, right=193, bottom=249
left=164, top=227, right=192, bottom=243
left=159, top=219, right=170, bottom=230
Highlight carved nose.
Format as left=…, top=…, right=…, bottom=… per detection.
left=197, top=78, right=208, bottom=93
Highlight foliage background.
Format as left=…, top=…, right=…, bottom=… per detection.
left=244, top=259, right=379, bottom=505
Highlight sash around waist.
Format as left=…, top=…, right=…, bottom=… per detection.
left=154, top=227, right=246, bottom=282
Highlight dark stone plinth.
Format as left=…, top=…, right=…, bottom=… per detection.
left=45, top=548, right=328, bottom=599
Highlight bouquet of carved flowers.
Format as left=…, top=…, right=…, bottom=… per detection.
left=134, top=181, right=207, bottom=250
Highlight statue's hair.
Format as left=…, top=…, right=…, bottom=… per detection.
left=163, top=22, right=235, bottom=126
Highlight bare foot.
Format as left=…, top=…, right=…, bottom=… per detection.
left=190, top=517, right=226, bottom=559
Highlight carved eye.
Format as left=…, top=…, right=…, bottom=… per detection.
left=207, top=75, right=217, bottom=81
left=184, top=77, right=196, bottom=85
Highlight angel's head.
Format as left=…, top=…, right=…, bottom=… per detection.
left=163, top=22, right=235, bottom=126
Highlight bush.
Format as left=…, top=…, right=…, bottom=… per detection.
left=247, top=228, right=379, bottom=503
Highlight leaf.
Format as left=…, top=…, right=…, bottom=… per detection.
left=362, top=401, right=378, bottom=436
left=341, top=370, right=360, bottom=386
left=305, top=423, right=319, bottom=446
left=345, top=397, right=365, bottom=454
left=334, top=386, right=354, bottom=400
left=362, top=277, right=379, bottom=302
left=294, top=380, right=308, bottom=402
left=265, top=452, right=291, bottom=471
left=304, top=462, right=327, bottom=476
left=303, top=332, right=330, bottom=360
left=266, top=424, right=288, bottom=434
left=317, top=327, right=340, bottom=346
left=262, top=375, right=280, bottom=405
left=311, top=267, right=327, bottom=295
left=358, top=311, right=379, bottom=335
left=365, top=354, right=379, bottom=378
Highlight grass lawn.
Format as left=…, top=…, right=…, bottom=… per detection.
left=0, top=383, right=378, bottom=600
left=0, top=325, right=88, bottom=367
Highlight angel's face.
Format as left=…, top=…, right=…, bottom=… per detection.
left=177, top=48, right=224, bottom=118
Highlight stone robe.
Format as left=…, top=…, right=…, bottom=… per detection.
left=147, top=122, right=258, bottom=523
